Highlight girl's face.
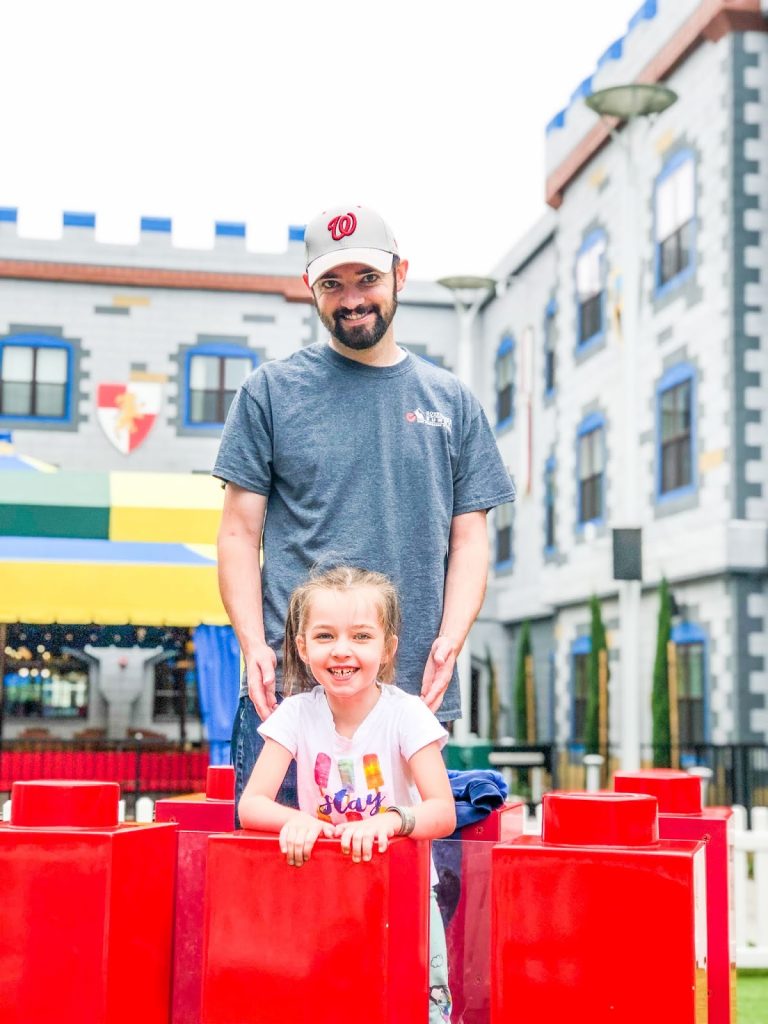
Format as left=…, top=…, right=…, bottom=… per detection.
left=296, top=587, right=398, bottom=702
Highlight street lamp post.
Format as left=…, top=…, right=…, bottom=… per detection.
left=585, top=83, right=677, bottom=771
left=437, top=275, right=496, bottom=742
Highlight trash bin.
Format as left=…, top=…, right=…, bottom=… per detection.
left=443, top=738, right=493, bottom=770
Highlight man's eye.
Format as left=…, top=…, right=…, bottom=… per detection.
left=362, top=274, right=379, bottom=284
left=320, top=280, right=339, bottom=290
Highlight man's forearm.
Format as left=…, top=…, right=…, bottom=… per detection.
left=217, top=532, right=268, bottom=659
left=439, top=525, right=489, bottom=654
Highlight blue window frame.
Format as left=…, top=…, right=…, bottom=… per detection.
left=544, top=456, right=556, bottom=553
left=544, top=298, right=557, bottom=395
left=656, top=364, right=696, bottom=501
left=654, top=150, right=696, bottom=296
left=576, top=413, right=606, bottom=526
left=0, top=334, right=72, bottom=422
left=184, top=344, right=258, bottom=427
left=571, top=635, right=592, bottom=743
left=671, top=622, right=708, bottom=746
left=494, top=501, right=514, bottom=570
left=575, top=231, right=606, bottom=349
left=495, top=335, right=515, bottom=429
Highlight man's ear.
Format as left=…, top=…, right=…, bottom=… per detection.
left=394, top=259, right=409, bottom=294
left=302, top=273, right=311, bottom=292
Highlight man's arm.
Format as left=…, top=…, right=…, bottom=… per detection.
left=217, top=482, right=277, bottom=719
left=420, top=509, right=489, bottom=713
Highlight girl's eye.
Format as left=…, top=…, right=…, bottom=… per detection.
left=353, top=632, right=373, bottom=641
left=314, top=632, right=333, bottom=640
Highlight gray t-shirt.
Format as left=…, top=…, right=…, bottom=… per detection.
left=213, top=342, right=515, bottom=721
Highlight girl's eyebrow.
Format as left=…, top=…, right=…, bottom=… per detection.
left=309, top=622, right=379, bottom=630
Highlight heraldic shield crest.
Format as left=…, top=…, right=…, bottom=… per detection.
left=96, top=373, right=164, bottom=454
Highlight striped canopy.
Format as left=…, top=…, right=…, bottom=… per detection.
left=0, top=470, right=228, bottom=626
left=0, top=536, right=226, bottom=626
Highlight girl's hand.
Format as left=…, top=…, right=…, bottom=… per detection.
left=334, top=812, right=401, bottom=863
left=279, top=813, right=335, bottom=867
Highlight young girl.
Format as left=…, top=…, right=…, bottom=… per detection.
left=238, top=565, right=455, bottom=1022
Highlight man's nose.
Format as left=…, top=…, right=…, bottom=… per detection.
left=339, top=283, right=366, bottom=307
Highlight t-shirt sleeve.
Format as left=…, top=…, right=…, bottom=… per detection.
left=453, top=392, right=516, bottom=516
left=257, top=696, right=301, bottom=757
left=212, top=370, right=274, bottom=495
left=398, top=695, right=449, bottom=762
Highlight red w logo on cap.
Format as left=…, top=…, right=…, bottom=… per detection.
left=328, top=212, right=357, bottom=241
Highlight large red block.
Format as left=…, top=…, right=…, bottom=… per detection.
left=202, top=831, right=431, bottom=1024
left=0, top=780, right=177, bottom=1024
left=492, top=792, right=708, bottom=1024
left=441, top=804, right=525, bottom=1024
left=615, top=768, right=735, bottom=1023
left=155, top=765, right=236, bottom=1024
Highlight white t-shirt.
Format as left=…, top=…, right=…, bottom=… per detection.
left=258, top=684, right=448, bottom=824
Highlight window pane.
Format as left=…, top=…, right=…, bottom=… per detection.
left=35, top=383, right=66, bottom=417
left=1, top=381, right=33, bottom=415
left=576, top=237, right=605, bottom=300
left=496, top=526, right=511, bottom=563
left=657, top=159, right=694, bottom=240
left=498, top=384, right=512, bottom=423
left=189, top=355, right=220, bottom=389
left=223, top=356, right=252, bottom=389
left=2, top=345, right=34, bottom=382
left=189, top=389, right=220, bottom=423
left=579, top=293, right=603, bottom=341
left=35, top=347, right=68, bottom=384
left=580, top=428, right=603, bottom=479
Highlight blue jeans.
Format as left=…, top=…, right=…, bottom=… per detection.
left=230, top=694, right=298, bottom=828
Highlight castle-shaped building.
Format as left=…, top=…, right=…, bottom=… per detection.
left=1, top=0, right=766, bottom=781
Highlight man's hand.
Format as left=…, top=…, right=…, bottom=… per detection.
left=246, top=642, right=278, bottom=720
left=334, top=813, right=400, bottom=863
left=279, top=813, right=335, bottom=867
left=420, top=635, right=457, bottom=713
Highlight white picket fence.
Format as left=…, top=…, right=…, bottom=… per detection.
left=4, top=795, right=768, bottom=967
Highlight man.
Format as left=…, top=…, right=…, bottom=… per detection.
left=215, top=204, right=515, bottom=808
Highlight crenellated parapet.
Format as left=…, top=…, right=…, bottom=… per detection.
left=545, top=0, right=768, bottom=207
left=0, top=206, right=307, bottom=278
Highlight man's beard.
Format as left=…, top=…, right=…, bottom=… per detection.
left=319, top=284, right=398, bottom=351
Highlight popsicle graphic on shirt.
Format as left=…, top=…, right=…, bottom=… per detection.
left=363, top=753, right=387, bottom=814
left=314, top=752, right=333, bottom=821
left=337, top=757, right=363, bottom=821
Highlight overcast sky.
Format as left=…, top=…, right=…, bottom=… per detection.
left=1, top=0, right=643, bottom=280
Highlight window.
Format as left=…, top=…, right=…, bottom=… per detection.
left=657, top=365, right=695, bottom=499
left=576, top=232, right=606, bottom=347
left=577, top=415, right=605, bottom=525
left=544, top=457, right=556, bottom=551
left=671, top=623, right=707, bottom=745
left=0, top=336, right=70, bottom=419
left=495, top=501, right=514, bottom=567
left=3, top=653, right=89, bottom=718
left=496, top=336, right=515, bottom=427
left=571, top=636, right=591, bottom=743
left=544, top=300, right=557, bottom=394
left=656, top=152, right=695, bottom=291
left=153, top=656, right=201, bottom=720
left=186, top=348, right=256, bottom=425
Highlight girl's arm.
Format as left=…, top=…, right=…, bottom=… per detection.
left=335, top=741, right=456, bottom=862
left=239, top=738, right=334, bottom=866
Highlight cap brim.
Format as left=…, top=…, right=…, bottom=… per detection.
left=306, top=248, right=394, bottom=286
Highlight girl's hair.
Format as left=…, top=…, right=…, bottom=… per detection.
left=283, top=565, right=401, bottom=694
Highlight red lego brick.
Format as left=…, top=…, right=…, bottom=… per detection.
left=615, top=770, right=735, bottom=1023
left=0, top=780, right=177, bottom=1024
left=155, top=766, right=236, bottom=1024
left=492, top=793, right=707, bottom=1024
left=202, top=831, right=431, bottom=1024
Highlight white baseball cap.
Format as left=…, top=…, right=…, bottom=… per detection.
left=304, top=204, right=399, bottom=286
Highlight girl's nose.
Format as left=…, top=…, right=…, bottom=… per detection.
left=331, top=636, right=351, bottom=657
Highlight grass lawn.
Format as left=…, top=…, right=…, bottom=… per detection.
left=738, top=971, right=768, bottom=1024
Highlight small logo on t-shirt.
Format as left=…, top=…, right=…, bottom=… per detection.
left=405, top=408, right=452, bottom=432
